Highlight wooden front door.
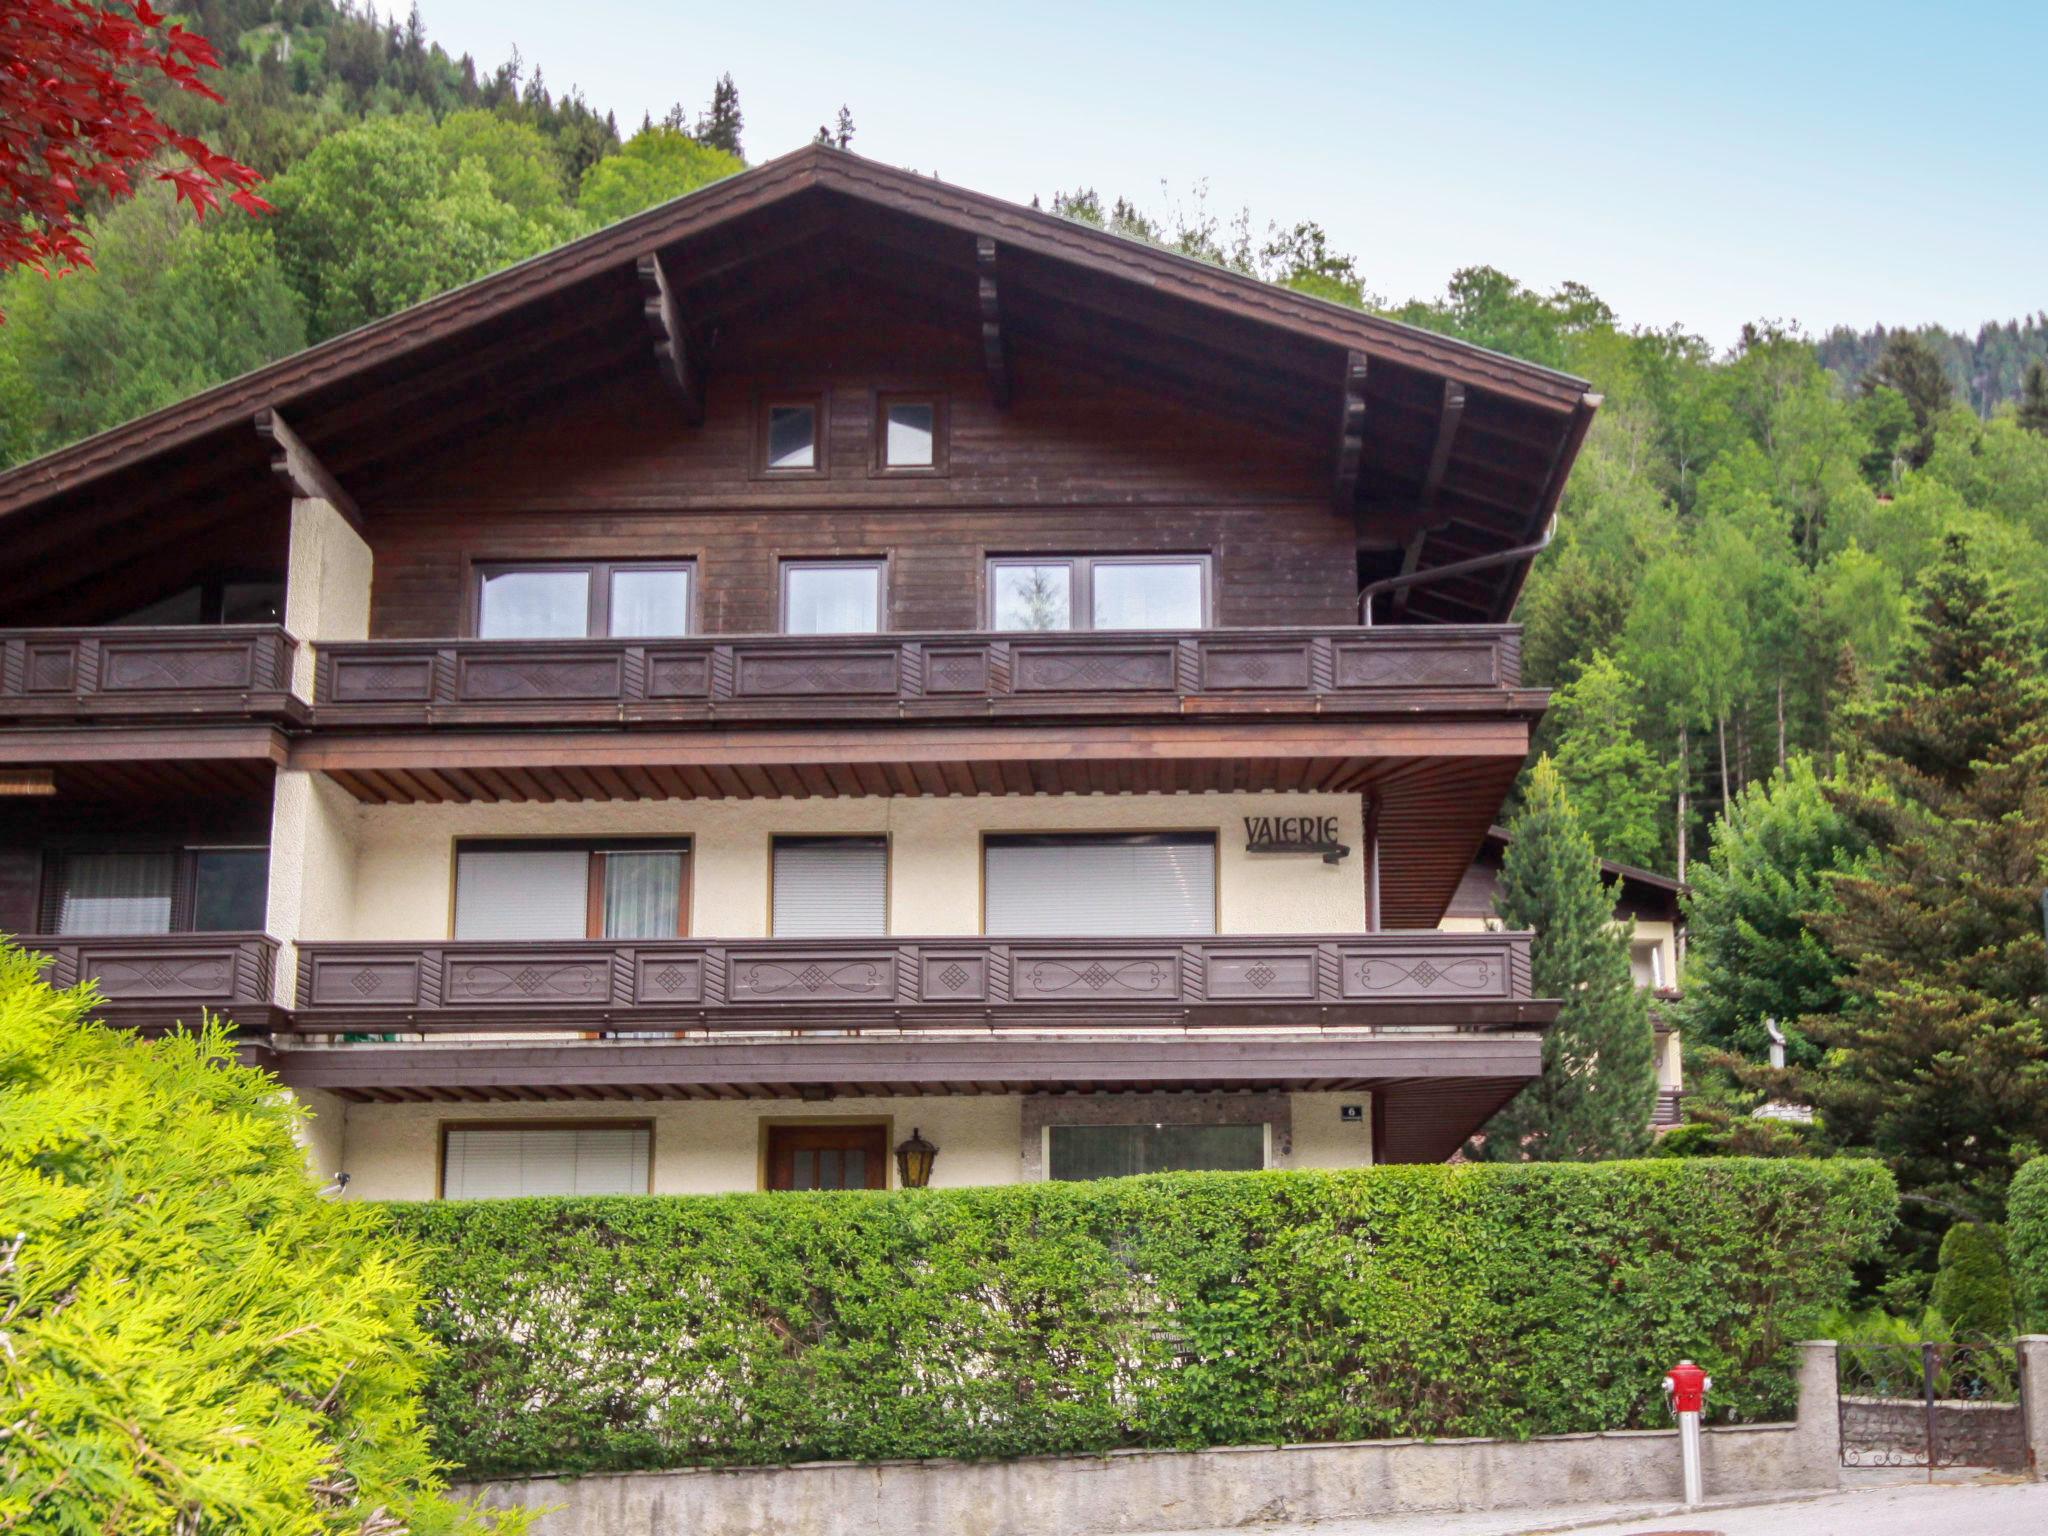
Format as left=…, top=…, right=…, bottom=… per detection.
left=766, top=1123, right=890, bottom=1191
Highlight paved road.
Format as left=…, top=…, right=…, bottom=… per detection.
left=1138, top=1476, right=2048, bottom=1536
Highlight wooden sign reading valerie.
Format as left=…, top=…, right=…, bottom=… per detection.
left=1242, top=816, right=1350, bottom=863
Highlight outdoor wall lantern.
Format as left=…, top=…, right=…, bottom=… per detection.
left=895, top=1127, right=938, bottom=1189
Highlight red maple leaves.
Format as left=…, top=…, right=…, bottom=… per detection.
left=1, top=0, right=270, bottom=286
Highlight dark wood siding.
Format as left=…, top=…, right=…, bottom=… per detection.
left=363, top=300, right=1355, bottom=639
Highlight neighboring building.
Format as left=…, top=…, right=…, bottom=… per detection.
left=0, top=146, right=1601, bottom=1199
left=1443, top=829, right=1688, bottom=1127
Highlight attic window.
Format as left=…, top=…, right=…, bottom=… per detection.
left=877, top=395, right=944, bottom=471
left=764, top=401, right=819, bottom=472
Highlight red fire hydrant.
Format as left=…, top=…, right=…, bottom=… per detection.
left=1663, top=1360, right=1712, bottom=1506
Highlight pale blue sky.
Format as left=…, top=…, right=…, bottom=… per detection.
left=417, top=1, right=2044, bottom=348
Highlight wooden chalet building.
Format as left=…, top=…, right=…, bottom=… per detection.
left=0, top=145, right=1603, bottom=1197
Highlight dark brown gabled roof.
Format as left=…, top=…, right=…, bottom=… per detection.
left=0, top=144, right=1597, bottom=623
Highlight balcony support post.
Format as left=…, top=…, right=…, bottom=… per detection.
left=1364, top=791, right=1382, bottom=933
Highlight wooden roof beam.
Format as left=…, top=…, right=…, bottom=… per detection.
left=1391, top=381, right=1468, bottom=618
left=1334, top=349, right=1367, bottom=516
left=636, top=252, right=704, bottom=425
left=254, top=408, right=362, bottom=532
left=977, top=236, right=1011, bottom=408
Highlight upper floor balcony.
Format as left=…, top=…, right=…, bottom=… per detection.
left=0, top=625, right=302, bottom=726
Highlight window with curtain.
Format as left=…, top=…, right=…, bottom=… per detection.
left=987, top=555, right=1209, bottom=631
left=474, top=562, right=693, bottom=639
left=53, top=851, right=176, bottom=935
left=1047, top=1123, right=1266, bottom=1180
left=771, top=837, right=888, bottom=936
left=452, top=842, right=690, bottom=940
left=782, top=561, right=884, bottom=634
left=441, top=1123, right=651, bottom=1199
left=983, top=833, right=1216, bottom=936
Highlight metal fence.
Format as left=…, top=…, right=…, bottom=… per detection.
left=1838, top=1340, right=2030, bottom=1472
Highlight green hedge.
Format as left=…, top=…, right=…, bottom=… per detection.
left=2014, top=1156, right=2048, bottom=1331
left=388, top=1158, right=1893, bottom=1479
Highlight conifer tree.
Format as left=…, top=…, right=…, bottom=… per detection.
left=1858, top=331, right=1956, bottom=466
left=696, top=72, right=744, bottom=158
left=1810, top=535, right=2048, bottom=1256
left=1471, top=757, right=1657, bottom=1161
left=2019, top=358, right=2048, bottom=437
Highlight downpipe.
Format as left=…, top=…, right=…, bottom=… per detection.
left=1356, top=518, right=1556, bottom=626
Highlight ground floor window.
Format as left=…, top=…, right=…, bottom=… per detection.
left=1046, top=1122, right=1266, bottom=1181
left=764, top=1122, right=889, bottom=1190
left=439, top=1122, right=651, bottom=1199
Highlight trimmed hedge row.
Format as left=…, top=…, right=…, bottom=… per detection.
left=388, top=1158, right=1893, bottom=1479
left=2014, top=1156, right=2048, bottom=1331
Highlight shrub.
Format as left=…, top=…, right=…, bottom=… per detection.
left=391, top=1157, right=1895, bottom=1478
left=1930, top=1221, right=2015, bottom=1337
left=2014, top=1156, right=2048, bottom=1330
left=0, top=945, right=522, bottom=1535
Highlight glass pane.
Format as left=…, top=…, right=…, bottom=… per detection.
left=55, top=852, right=175, bottom=935
left=602, top=851, right=684, bottom=938
left=609, top=568, right=691, bottom=638
left=1048, top=1123, right=1265, bottom=1181
left=842, top=1150, right=866, bottom=1188
left=111, top=586, right=204, bottom=626
left=767, top=405, right=816, bottom=470
left=1092, top=561, right=1205, bottom=630
left=885, top=402, right=935, bottom=466
left=792, top=1155, right=816, bottom=1191
left=783, top=565, right=880, bottom=635
left=991, top=564, right=1073, bottom=631
left=478, top=569, right=590, bottom=639
left=220, top=581, right=284, bottom=625
left=454, top=848, right=590, bottom=939
left=192, top=849, right=269, bottom=931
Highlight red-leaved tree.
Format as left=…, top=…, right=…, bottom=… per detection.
left=0, top=0, right=270, bottom=288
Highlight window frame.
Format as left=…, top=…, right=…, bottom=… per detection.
left=777, top=557, right=890, bottom=635
left=984, top=553, right=1213, bottom=632
left=450, top=837, right=693, bottom=940
left=107, top=570, right=286, bottom=628
left=871, top=392, right=948, bottom=476
left=437, top=1118, right=655, bottom=1199
left=755, top=392, right=827, bottom=477
left=468, top=560, right=698, bottom=640
left=979, top=830, right=1220, bottom=936
left=768, top=834, right=891, bottom=937
left=40, top=842, right=271, bottom=935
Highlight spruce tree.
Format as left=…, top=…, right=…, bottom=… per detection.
left=1810, top=535, right=2048, bottom=1258
left=1471, top=757, right=1657, bottom=1161
left=2019, top=358, right=2048, bottom=437
left=696, top=72, right=744, bottom=158
left=1858, top=331, right=1956, bottom=466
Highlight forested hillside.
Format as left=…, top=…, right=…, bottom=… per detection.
left=7, top=2, right=2047, bottom=888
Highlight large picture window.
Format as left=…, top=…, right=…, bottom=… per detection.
left=983, top=833, right=1216, bottom=937
left=473, top=562, right=694, bottom=640
left=452, top=841, right=690, bottom=940
left=47, top=846, right=268, bottom=935
left=440, top=1122, right=651, bottom=1199
left=1046, top=1123, right=1266, bottom=1181
left=987, top=555, right=1209, bottom=631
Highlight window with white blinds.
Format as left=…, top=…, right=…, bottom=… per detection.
left=453, top=847, right=590, bottom=940
left=984, top=834, right=1216, bottom=936
left=771, top=837, right=888, bottom=937
left=441, top=1124, right=651, bottom=1199
left=54, top=851, right=176, bottom=935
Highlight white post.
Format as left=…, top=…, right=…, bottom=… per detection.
left=1679, top=1406, right=1704, bottom=1506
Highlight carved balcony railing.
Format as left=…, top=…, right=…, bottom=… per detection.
left=0, top=626, right=301, bottom=723
left=310, top=626, right=1525, bottom=728
left=24, top=932, right=280, bottom=1030
left=284, top=931, right=1542, bottom=1032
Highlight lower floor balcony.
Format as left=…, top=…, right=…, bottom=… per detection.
left=24, top=932, right=280, bottom=1032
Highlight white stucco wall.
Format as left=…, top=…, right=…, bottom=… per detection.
left=324, top=791, right=1366, bottom=942
left=266, top=769, right=365, bottom=1002
left=282, top=497, right=372, bottom=699
left=292, top=1086, right=349, bottom=1191
left=332, top=1089, right=1374, bottom=1201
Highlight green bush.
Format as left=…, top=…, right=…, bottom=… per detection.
left=2014, top=1156, right=2048, bottom=1330
left=391, top=1157, right=1894, bottom=1479
left=1931, top=1221, right=2015, bottom=1337
left=0, top=946, right=521, bottom=1535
